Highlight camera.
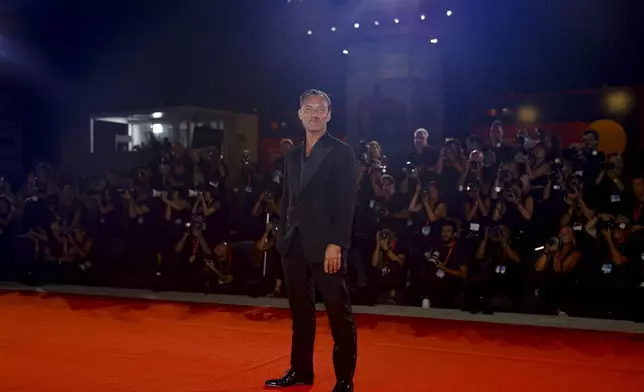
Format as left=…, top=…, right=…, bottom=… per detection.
left=597, top=218, right=615, bottom=230
left=566, top=177, right=580, bottom=194
left=264, top=190, right=273, bottom=200
left=424, top=250, right=440, bottom=265
left=374, top=203, right=387, bottom=217
left=488, top=226, right=501, bottom=241
left=379, top=230, right=390, bottom=240
left=421, top=186, right=432, bottom=197
left=546, top=237, right=561, bottom=250
left=600, top=162, right=614, bottom=171
left=466, top=183, right=478, bottom=196
left=402, top=161, right=417, bottom=176
left=188, top=189, right=202, bottom=198
left=503, top=187, right=519, bottom=201
left=152, top=189, right=167, bottom=198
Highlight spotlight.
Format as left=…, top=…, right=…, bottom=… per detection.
left=421, top=14, right=426, bottom=20
left=446, top=10, right=453, bottom=16
left=331, top=26, right=336, bottom=32
left=394, top=18, right=400, bottom=24
left=354, top=22, right=359, bottom=28
left=151, top=112, right=163, bottom=119
left=430, top=38, right=439, bottom=44
left=151, top=124, right=163, bottom=135
left=342, top=49, right=349, bottom=55
left=307, top=30, right=312, bottom=35
left=374, top=20, right=380, bottom=26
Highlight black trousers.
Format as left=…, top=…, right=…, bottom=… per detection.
left=282, top=233, right=357, bottom=382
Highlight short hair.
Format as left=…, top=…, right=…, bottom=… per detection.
left=466, top=135, right=484, bottom=147
left=280, top=138, right=293, bottom=145
left=414, top=128, right=428, bottom=137
left=583, top=129, right=599, bottom=140
left=381, top=174, right=394, bottom=184
left=491, top=120, right=503, bottom=127
left=300, top=89, right=332, bottom=108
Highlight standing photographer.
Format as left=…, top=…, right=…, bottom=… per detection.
left=408, top=181, right=446, bottom=227
left=594, top=153, right=626, bottom=215
left=371, top=229, right=406, bottom=304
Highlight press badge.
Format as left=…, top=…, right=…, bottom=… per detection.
left=421, top=226, right=431, bottom=236
left=611, top=194, right=621, bottom=203
left=573, top=222, right=582, bottom=231
left=435, top=270, right=445, bottom=278
left=495, top=265, right=507, bottom=274
left=175, top=219, right=182, bottom=225
left=381, top=266, right=390, bottom=276
left=407, top=219, right=414, bottom=227
left=245, top=186, right=253, bottom=193
left=138, top=216, right=144, bottom=225
left=369, top=200, right=376, bottom=209
left=601, top=264, right=612, bottom=274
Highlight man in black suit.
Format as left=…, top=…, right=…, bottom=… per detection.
left=264, top=90, right=358, bottom=392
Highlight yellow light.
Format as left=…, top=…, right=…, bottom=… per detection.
left=517, top=106, right=539, bottom=123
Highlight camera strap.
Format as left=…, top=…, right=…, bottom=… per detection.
left=443, top=241, right=456, bottom=267
left=634, top=204, right=643, bottom=222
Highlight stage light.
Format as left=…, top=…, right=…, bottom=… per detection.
left=151, top=112, right=163, bottom=119
left=354, top=22, right=360, bottom=28
left=331, top=26, right=336, bottom=32
left=421, top=14, right=426, bottom=20
left=307, top=30, right=312, bottom=35
left=374, top=20, right=380, bottom=26
left=446, top=10, right=453, bottom=16
left=430, top=38, right=439, bottom=44
left=394, top=18, right=400, bottom=24
left=151, top=124, right=163, bottom=135
left=342, top=49, right=349, bottom=55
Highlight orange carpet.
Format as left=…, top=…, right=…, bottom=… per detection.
left=1, top=292, right=644, bottom=392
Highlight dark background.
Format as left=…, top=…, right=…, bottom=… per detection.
left=0, top=0, right=642, bottom=165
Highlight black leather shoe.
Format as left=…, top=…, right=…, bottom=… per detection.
left=332, top=380, right=354, bottom=391
left=264, top=368, right=314, bottom=388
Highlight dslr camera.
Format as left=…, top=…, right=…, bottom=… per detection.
left=424, top=250, right=440, bottom=265
left=402, top=161, right=417, bottom=176
left=240, top=150, right=252, bottom=165
left=503, top=187, right=520, bottom=202
left=378, top=229, right=391, bottom=240
left=466, top=183, right=478, bottom=197
left=263, top=190, right=274, bottom=200
left=546, top=236, right=561, bottom=250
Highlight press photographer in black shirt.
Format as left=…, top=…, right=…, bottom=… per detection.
left=371, top=228, right=406, bottom=304
left=594, top=153, right=626, bottom=215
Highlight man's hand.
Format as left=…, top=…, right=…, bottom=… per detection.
left=324, top=244, right=342, bottom=274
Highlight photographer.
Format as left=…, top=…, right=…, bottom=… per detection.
left=559, top=177, right=595, bottom=230
left=408, top=181, right=446, bottom=226
left=534, top=227, right=582, bottom=315
left=492, top=179, right=533, bottom=227
left=585, top=214, right=640, bottom=319
left=466, top=225, right=522, bottom=313
left=162, top=188, right=192, bottom=237
left=594, top=153, right=626, bottom=215
left=371, top=175, right=410, bottom=231
left=53, top=185, right=85, bottom=233
left=408, top=128, right=440, bottom=176
left=371, top=229, right=406, bottom=304
left=523, top=143, right=551, bottom=198
left=414, top=221, right=468, bottom=309
left=193, top=185, right=227, bottom=244
left=252, top=189, right=281, bottom=218
left=252, top=221, right=283, bottom=297
left=489, top=121, right=515, bottom=164
left=437, top=139, right=468, bottom=211
left=197, top=148, right=228, bottom=195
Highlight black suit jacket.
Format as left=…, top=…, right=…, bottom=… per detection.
left=276, top=132, right=358, bottom=264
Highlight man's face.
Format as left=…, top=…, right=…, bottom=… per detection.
left=382, top=178, right=395, bottom=195
left=582, top=133, right=598, bottom=150
left=414, top=131, right=427, bottom=148
left=441, top=225, right=455, bottom=243
left=633, top=178, right=644, bottom=199
left=490, top=124, right=503, bottom=143
left=214, top=244, right=228, bottom=259
left=298, top=94, right=331, bottom=132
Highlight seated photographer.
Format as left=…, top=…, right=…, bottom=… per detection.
left=462, top=181, right=491, bottom=225
left=466, top=225, right=523, bottom=313
left=173, top=222, right=232, bottom=291
left=53, top=185, right=85, bottom=232
left=593, top=153, right=626, bottom=215
left=584, top=214, right=641, bottom=319
left=371, top=175, right=410, bottom=233
left=559, top=178, right=595, bottom=231
left=40, top=221, right=94, bottom=284
left=535, top=227, right=582, bottom=316
left=413, top=220, right=468, bottom=309
left=252, top=189, right=281, bottom=218
left=408, top=181, right=446, bottom=228
left=371, top=228, right=406, bottom=304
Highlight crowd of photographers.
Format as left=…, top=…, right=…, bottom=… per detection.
left=0, top=121, right=643, bottom=320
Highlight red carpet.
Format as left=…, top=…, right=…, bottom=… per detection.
left=1, top=292, right=644, bottom=392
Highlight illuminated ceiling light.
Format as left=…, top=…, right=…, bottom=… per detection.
left=374, top=20, right=380, bottom=26
left=151, top=112, right=163, bottom=119
left=393, top=18, right=400, bottom=24
left=421, top=14, right=426, bottom=20
left=517, top=106, right=539, bottom=123
left=342, top=49, right=349, bottom=55
left=353, top=22, right=360, bottom=28
left=430, top=38, right=439, bottom=44
left=151, top=124, right=163, bottom=135
left=446, top=10, right=453, bottom=16
left=307, top=30, right=312, bottom=35
left=331, top=26, right=336, bottom=32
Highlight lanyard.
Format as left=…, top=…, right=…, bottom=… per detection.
left=443, top=241, right=456, bottom=267
left=191, top=236, right=199, bottom=256
left=634, top=204, right=643, bottom=222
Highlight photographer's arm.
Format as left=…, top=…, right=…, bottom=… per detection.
left=202, top=200, right=219, bottom=216
left=603, top=231, right=626, bottom=265
left=535, top=253, right=550, bottom=272
left=476, top=239, right=487, bottom=260
left=584, top=216, right=599, bottom=238
left=267, top=198, right=280, bottom=215
left=560, top=204, right=575, bottom=228
left=578, top=197, right=596, bottom=221
left=501, top=242, right=521, bottom=263
left=517, top=196, right=534, bottom=221
left=527, top=162, right=550, bottom=181
left=387, top=250, right=404, bottom=265
left=174, top=232, right=189, bottom=253
left=543, top=176, right=552, bottom=201
left=492, top=202, right=504, bottom=222
left=369, top=172, right=383, bottom=197
left=464, top=201, right=478, bottom=222
left=595, top=170, right=605, bottom=186
left=251, top=194, right=265, bottom=217
left=408, top=190, right=422, bottom=212
left=560, top=251, right=581, bottom=272
left=255, top=229, right=271, bottom=251
left=423, top=201, right=445, bottom=222
left=197, top=232, right=213, bottom=256
left=438, top=263, right=467, bottom=279
left=477, top=196, right=490, bottom=217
